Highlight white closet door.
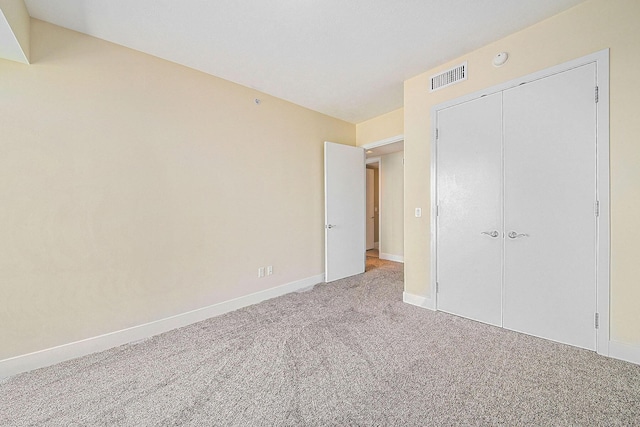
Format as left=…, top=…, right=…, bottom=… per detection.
left=503, top=64, right=597, bottom=350
left=437, top=93, right=503, bottom=326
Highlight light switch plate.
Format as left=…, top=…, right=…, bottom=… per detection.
left=415, top=208, right=422, bottom=217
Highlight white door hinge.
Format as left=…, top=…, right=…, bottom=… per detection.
left=436, top=282, right=439, bottom=294
left=595, top=200, right=600, bottom=217
left=595, top=86, right=599, bottom=103
left=435, top=128, right=439, bottom=140
left=595, top=312, right=600, bottom=329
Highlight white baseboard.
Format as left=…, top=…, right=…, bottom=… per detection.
left=403, top=291, right=435, bottom=311
left=400, top=294, right=640, bottom=367
left=609, top=340, right=640, bottom=366
left=379, top=253, right=404, bottom=263
left=0, top=273, right=325, bottom=379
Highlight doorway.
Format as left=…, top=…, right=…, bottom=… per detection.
left=362, top=136, right=404, bottom=263
left=324, top=137, right=405, bottom=281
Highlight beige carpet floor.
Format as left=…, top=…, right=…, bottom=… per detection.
left=2, top=258, right=639, bottom=426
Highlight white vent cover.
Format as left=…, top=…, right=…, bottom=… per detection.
left=429, top=62, right=467, bottom=92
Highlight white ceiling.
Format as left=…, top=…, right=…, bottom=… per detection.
left=22, top=0, right=586, bottom=123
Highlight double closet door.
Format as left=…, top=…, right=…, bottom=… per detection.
left=436, top=63, right=597, bottom=350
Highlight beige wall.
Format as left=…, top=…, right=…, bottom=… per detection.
left=380, top=152, right=404, bottom=258
left=356, top=108, right=403, bottom=146
left=0, top=20, right=355, bottom=360
left=404, top=0, right=640, bottom=344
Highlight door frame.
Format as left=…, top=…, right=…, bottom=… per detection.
left=362, top=134, right=404, bottom=259
left=365, top=167, right=376, bottom=250
left=430, top=49, right=610, bottom=355
left=366, top=157, right=381, bottom=252
left=362, top=134, right=404, bottom=151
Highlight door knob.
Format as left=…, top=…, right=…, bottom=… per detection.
left=326, top=224, right=336, bottom=229
left=508, top=231, right=529, bottom=239
left=481, top=231, right=499, bottom=238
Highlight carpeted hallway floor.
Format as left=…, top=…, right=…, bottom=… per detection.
left=2, top=258, right=640, bottom=426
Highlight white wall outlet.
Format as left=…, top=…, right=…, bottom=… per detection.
left=415, top=208, right=422, bottom=217
left=258, top=267, right=265, bottom=278
left=267, top=266, right=273, bottom=276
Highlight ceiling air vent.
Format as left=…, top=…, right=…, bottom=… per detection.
left=429, top=62, right=467, bottom=92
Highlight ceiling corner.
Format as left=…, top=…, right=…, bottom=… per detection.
left=0, top=0, right=30, bottom=64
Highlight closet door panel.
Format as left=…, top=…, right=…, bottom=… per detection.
left=436, top=93, right=503, bottom=326
left=503, top=64, right=597, bottom=350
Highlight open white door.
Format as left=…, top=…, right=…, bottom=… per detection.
left=324, top=141, right=365, bottom=282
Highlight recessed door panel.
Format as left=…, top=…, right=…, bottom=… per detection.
left=436, top=93, right=503, bottom=327
left=503, top=64, right=597, bottom=350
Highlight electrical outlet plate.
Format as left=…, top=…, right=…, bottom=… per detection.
left=258, top=267, right=265, bottom=277
left=267, top=266, right=273, bottom=275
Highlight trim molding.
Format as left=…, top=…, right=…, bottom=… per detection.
left=403, top=292, right=435, bottom=311
left=360, top=134, right=404, bottom=150
left=0, top=273, right=325, bottom=379
left=379, top=253, right=404, bottom=263
left=609, top=341, right=640, bottom=366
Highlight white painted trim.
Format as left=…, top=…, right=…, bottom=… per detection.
left=374, top=242, right=379, bottom=249
left=379, top=253, right=404, bottom=263
left=609, top=341, right=640, bottom=366
left=0, top=273, right=325, bottom=379
left=403, top=292, right=435, bottom=311
left=430, top=49, right=611, bottom=351
left=361, top=134, right=404, bottom=150
left=595, top=50, right=610, bottom=357
left=430, top=106, right=439, bottom=310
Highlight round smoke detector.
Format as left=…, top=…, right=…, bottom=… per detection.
left=493, top=52, right=509, bottom=67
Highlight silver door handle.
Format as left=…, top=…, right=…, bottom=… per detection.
left=326, top=224, right=336, bottom=229
left=508, top=231, right=529, bottom=239
left=481, top=231, right=499, bottom=238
